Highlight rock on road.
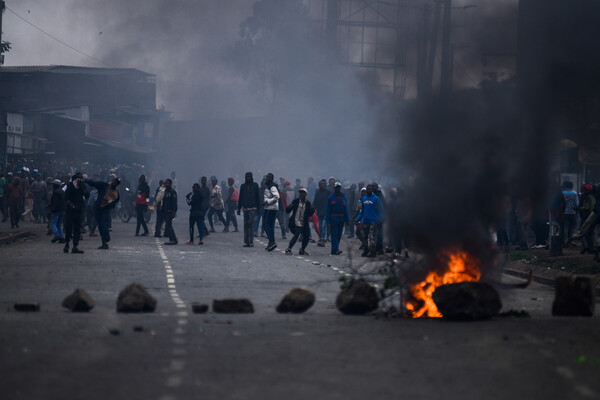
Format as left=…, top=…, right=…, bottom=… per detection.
left=0, top=218, right=598, bottom=400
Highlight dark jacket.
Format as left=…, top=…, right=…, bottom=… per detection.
left=50, top=187, right=66, bottom=213
left=285, top=198, right=315, bottom=231
left=161, top=187, right=178, bottom=213
left=312, top=188, right=331, bottom=216
left=186, top=191, right=204, bottom=217
left=238, top=181, right=260, bottom=211
left=199, top=185, right=210, bottom=212
left=65, top=182, right=89, bottom=213
left=85, top=180, right=120, bottom=210
left=137, top=181, right=150, bottom=198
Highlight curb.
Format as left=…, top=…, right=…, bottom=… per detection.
left=503, top=267, right=600, bottom=297
left=0, top=231, right=35, bottom=245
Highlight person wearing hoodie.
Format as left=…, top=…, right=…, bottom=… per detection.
left=263, top=173, right=280, bottom=251
left=237, top=172, right=260, bottom=247
left=135, top=175, right=150, bottom=236
left=185, top=183, right=205, bottom=245
left=161, top=178, right=178, bottom=245
left=49, top=179, right=66, bottom=243
left=326, top=182, right=349, bottom=255
left=63, top=173, right=89, bottom=254
left=224, top=177, right=239, bottom=232
left=207, top=176, right=227, bottom=232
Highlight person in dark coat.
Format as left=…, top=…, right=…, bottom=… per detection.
left=63, top=173, right=89, bottom=253
left=185, top=183, right=205, bottom=245
left=162, top=178, right=178, bottom=245
left=237, top=172, right=261, bottom=247
left=135, top=175, right=150, bottom=236
left=285, top=188, right=315, bottom=255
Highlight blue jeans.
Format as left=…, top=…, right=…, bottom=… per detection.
left=189, top=214, right=204, bottom=242
left=51, top=212, right=64, bottom=238
left=330, top=219, right=345, bottom=253
left=317, top=215, right=327, bottom=240
left=264, top=210, right=277, bottom=245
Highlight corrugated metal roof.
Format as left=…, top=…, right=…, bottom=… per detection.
left=0, top=65, right=153, bottom=76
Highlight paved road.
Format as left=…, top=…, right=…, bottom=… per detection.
left=0, top=218, right=598, bottom=400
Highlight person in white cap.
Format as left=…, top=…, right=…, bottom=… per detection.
left=326, top=181, right=349, bottom=255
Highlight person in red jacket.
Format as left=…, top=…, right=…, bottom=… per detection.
left=6, top=177, right=23, bottom=228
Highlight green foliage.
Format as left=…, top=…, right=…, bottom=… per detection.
left=572, top=263, right=600, bottom=274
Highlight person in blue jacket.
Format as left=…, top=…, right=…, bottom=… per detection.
left=355, top=184, right=384, bottom=257
left=326, top=181, right=349, bottom=255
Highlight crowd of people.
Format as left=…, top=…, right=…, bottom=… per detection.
left=4, top=157, right=599, bottom=261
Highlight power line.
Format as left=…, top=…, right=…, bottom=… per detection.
left=5, top=6, right=114, bottom=67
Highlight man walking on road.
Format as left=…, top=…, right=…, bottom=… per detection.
left=49, top=179, right=66, bottom=243
left=135, top=175, right=150, bottom=237
left=313, top=179, right=330, bottom=246
left=326, top=182, right=349, bottom=255
left=162, top=178, right=178, bottom=245
left=237, top=172, right=261, bottom=247
left=356, top=184, right=384, bottom=257
left=85, top=177, right=121, bottom=250
left=207, top=176, right=227, bottom=232
left=185, top=183, right=204, bottom=245
left=63, top=173, right=88, bottom=254
left=285, top=188, right=314, bottom=255
left=225, top=177, right=239, bottom=232
left=263, top=173, right=280, bottom=251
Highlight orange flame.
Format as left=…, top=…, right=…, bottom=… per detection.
left=406, top=250, right=481, bottom=318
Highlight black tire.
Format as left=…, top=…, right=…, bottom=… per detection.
left=120, top=208, right=132, bottom=223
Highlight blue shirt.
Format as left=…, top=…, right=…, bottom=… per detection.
left=562, top=190, right=579, bottom=215
left=326, top=193, right=349, bottom=223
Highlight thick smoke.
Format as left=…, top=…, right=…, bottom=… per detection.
left=387, top=0, right=600, bottom=278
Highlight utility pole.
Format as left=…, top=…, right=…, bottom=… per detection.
left=425, top=0, right=442, bottom=95
left=440, top=0, right=452, bottom=94
left=0, top=0, right=5, bottom=65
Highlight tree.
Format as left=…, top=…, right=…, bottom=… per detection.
left=229, top=0, right=319, bottom=102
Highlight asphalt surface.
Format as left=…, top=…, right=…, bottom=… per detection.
left=0, top=217, right=599, bottom=400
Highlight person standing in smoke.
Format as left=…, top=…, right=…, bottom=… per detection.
left=326, top=182, right=349, bottom=255
left=63, top=173, right=88, bottom=254
left=263, top=173, right=280, bottom=251
left=313, top=179, right=330, bottom=246
left=343, top=181, right=357, bottom=238
left=154, top=180, right=165, bottom=237
left=199, top=176, right=211, bottom=237
left=31, top=173, right=47, bottom=223
left=306, top=177, right=317, bottom=203
left=185, top=183, right=205, bottom=245
left=207, top=176, right=227, bottom=232
left=224, top=177, right=239, bottom=232
left=275, top=182, right=287, bottom=240
left=135, top=175, right=150, bottom=237
left=161, top=179, right=178, bottom=245
left=85, top=177, right=120, bottom=250
left=561, top=181, right=579, bottom=245
left=285, top=188, right=314, bottom=256
left=371, top=182, right=387, bottom=254
left=49, top=179, right=66, bottom=243
left=356, top=184, right=384, bottom=257
left=237, top=172, right=260, bottom=247
left=6, top=177, right=23, bottom=229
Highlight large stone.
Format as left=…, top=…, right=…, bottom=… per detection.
left=433, top=281, right=502, bottom=320
left=335, top=279, right=379, bottom=315
left=276, top=288, right=316, bottom=313
left=213, top=299, right=254, bottom=314
left=552, top=276, right=595, bottom=317
left=116, top=283, right=157, bottom=313
left=62, top=288, right=95, bottom=312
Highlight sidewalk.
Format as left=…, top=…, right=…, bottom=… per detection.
left=504, top=246, right=600, bottom=295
